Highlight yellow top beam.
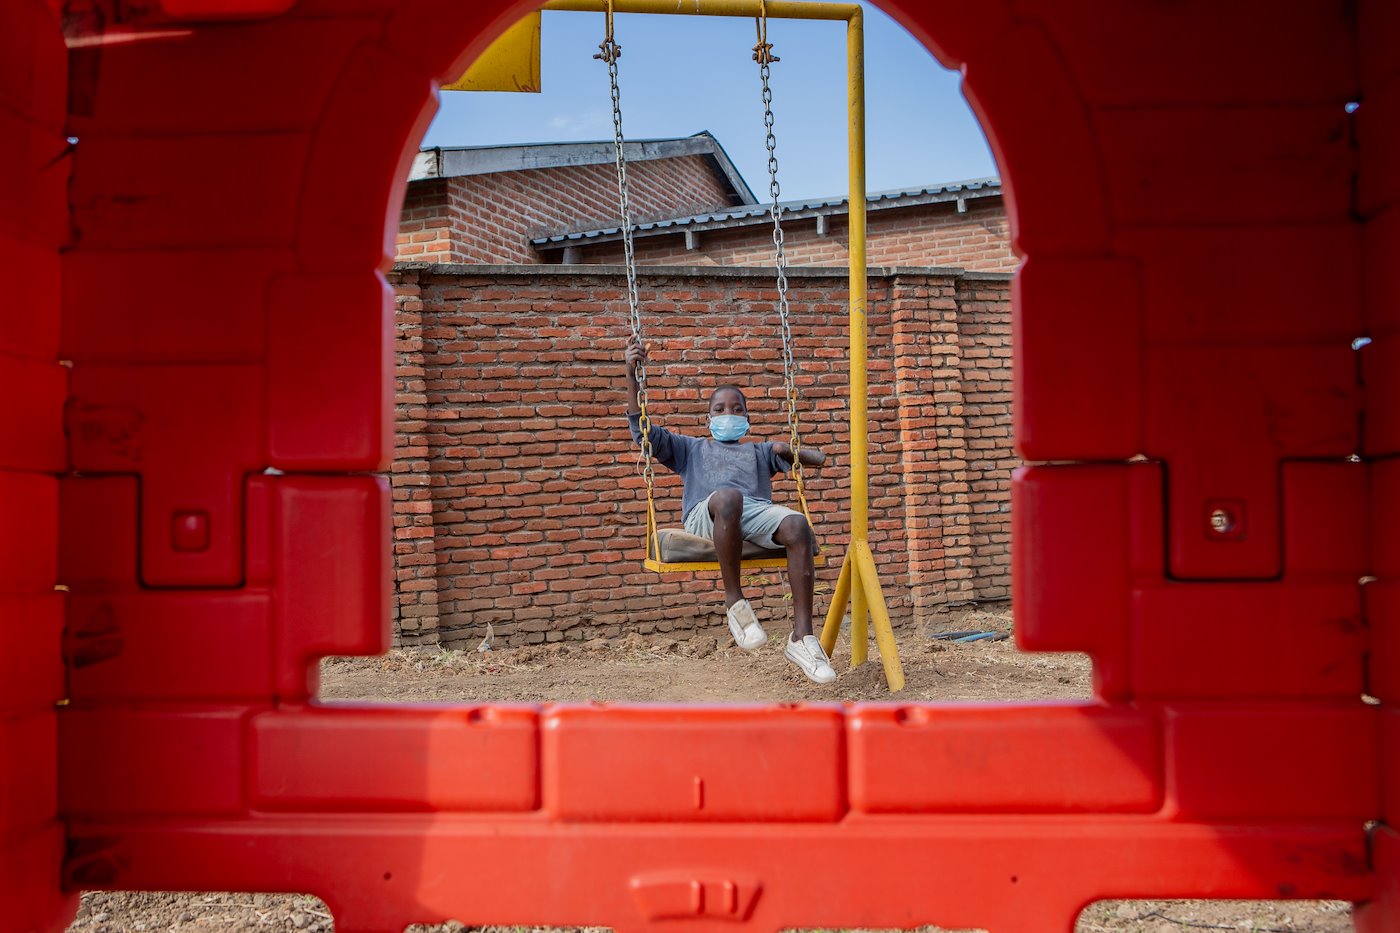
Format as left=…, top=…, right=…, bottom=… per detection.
left=541, top=0, right=857, bottom=22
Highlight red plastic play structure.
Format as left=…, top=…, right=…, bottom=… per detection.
left=2, top=1, right=1396, bottom=931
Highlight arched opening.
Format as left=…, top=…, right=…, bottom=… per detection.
left=376, top=1, right=1043, bottom=702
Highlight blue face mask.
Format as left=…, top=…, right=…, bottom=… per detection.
left=709, top=414, right=749, bottom=443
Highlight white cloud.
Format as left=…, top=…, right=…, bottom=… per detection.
left=547, top=110, right=613, bottom=135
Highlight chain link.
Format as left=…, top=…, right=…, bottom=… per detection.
left=754, top=18, right=807, bottom=510
left=596, top=17, right=655, bottom=495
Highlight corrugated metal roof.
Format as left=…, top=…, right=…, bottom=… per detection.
left=410, top=131, right=757, bottom=205
left=531, top=177, right=1002, bottom=246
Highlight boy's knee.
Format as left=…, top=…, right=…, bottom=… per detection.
left=778, top=514, right=813, bottom=549
left=709, top=488, right=744, bottom=518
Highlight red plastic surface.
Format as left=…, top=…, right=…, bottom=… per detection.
left=1357, top=77, right=1400, bottom=219
left=250, top=706, right=538, bottom=812
left=57, top=476, right=138, bottom=587
left=1166, top=704, right=1378, bottom=821
left=0, top=1, right=1388, bottom=931
left=0, top=357, right=65, bottom=474
left=848, top=704, right=1161, bottom=814
left=62, top=819, right=1371, bottom=933
left=0, top=714, right=58, bottom=840
left=1363, top=205, right=1400, bottom=456
left=271, top=476, right=392, bottom=700
left=543, top=706, right=845, bottom=822
left=0, top=235, right=61, bottom=359
left=60, top=707, right=249, bottom=818
left=1013, top=1, right=1357, bottom=107
left=0, top=471, right=58, bottom=594
left=0, top=109, right=69, bottom=248
left=1357, top=826, right=1400, bottom=932
left=69, top=134, right=308, bottom=251
left=61, top=249, right=293, bottom=364
left=0, top=595, right=64, bottom=711
left=959, top=23, right=1107, bottom=259
left=267, top=274, right=393, bottom=470
left=66, top=592, right=274, bottom=701
left=1013, top=257, right=1141, bottom=460
left=294, top=46, right=438, bottom=271
left=1096, top=107, right=1354, bottom=227
left=66, top=364, right=265, bottom=587
left=4, top=5, right=73, bottom=933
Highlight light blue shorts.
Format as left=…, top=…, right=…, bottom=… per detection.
left=684, top=494, right=803, bottom=550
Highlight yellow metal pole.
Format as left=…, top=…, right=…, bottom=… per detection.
left=843, top=6, right=876, bottom=675
left=850, top=557, right=868, bottom=667
left=819, top=548, right=853, bottom=656
left=846, top=8, right=868, bottom=550
left=542, top=0, right=857, bottom=21
left=855, top=541, right=904, bottom=692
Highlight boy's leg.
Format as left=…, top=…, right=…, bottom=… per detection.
left=707, top=488, right=746, bottom=608
left=772, top=513, right=816, bottom=639
left=772, top=512, right=834, bottom=683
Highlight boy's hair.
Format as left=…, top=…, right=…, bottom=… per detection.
left=709, top=384, right=748, bottom=409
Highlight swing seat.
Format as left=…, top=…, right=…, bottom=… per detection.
left=644, top=527, right=826, bottom=573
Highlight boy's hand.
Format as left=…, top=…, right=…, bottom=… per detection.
left=625, top=337, right=649, bottom=376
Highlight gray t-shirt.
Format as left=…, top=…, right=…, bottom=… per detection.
left=628, top=411, right=791, bottom=522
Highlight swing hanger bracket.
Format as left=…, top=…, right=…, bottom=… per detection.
left=593, top=1, right=622, bottom=63
left=753, top=1, right=779, bottom=65
left=594, top=38, right=622, bottom=63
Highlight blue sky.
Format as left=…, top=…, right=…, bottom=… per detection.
left=420, top=1, right=998, bottom=203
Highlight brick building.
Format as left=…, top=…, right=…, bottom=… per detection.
left=397, top=132, right=755, bottom=264
left=390, top=265, right=1014, bottom=648
left=396, top=132, right=1017, bottom=273
left=390, top=133, right=1018, bottom=647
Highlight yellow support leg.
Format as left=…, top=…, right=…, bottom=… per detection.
left=820, top=548, right=853, bottom=657
left=854, top=541, right=904, bottom=692
left=850, top=552, right=868, bottom=668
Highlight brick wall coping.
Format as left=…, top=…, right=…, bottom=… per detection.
left=391, top=262, right=1015, bottom=283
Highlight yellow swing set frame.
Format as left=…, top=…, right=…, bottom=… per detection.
left=550, top=0, right=904, bottom=690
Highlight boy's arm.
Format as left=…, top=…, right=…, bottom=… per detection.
left=623, top=337, right=689, bottom=471
left=772, top=442, right=828, bottom=469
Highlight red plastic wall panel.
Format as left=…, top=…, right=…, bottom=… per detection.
left=1016, top=461, right=1368, bottom=695
left=0, top=2, right=73, bottom=931
left=294, top=45, right=438, bottom=271
left=267, top=274, right=393, bottom=471
left=152, top=0, right=297, bottom=21
left=1374, top=460, right=1400, bottom=700
left=1013, top=258, right=1141, bottom=460
left=18, top=1, right=1390, bottom=932
left=66, top=364, right=266, bottom=587
left=58, top=475, right=390, bottom=706
left=59, top=819, right=1371, bottom=933
left=1364, top=205, right=1400, bottom=456
left=848, top=704, right=1162, bottom=814
left=250, top=706, right=539, bottom=812
left=543, top=706, right=845, bottom=822
left=60, top=249, right=294, bottom=364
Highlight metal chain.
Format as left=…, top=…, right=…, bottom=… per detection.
left=754, top=8, right=807, bottom=508
left=595, top=9, right=654, bottom=495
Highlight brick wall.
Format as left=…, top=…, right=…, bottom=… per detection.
left=389, top=265, right=1015, bottom=648
left=395, top=155, right=738, bottom=264
left=556, top=199, right=1017, bottom=273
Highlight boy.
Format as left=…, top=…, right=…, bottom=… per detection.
left=624, top=336, right=836, bottom=684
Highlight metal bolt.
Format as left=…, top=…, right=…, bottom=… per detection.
left=1209, top=508, right=1235, bottom=535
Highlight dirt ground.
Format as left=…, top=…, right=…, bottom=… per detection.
left=66, top=604, right=1356, bottom=933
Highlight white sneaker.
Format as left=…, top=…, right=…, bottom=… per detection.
left=785, top=634, right=837, bottom=684
left=725, top=599, right=767, bottom=651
